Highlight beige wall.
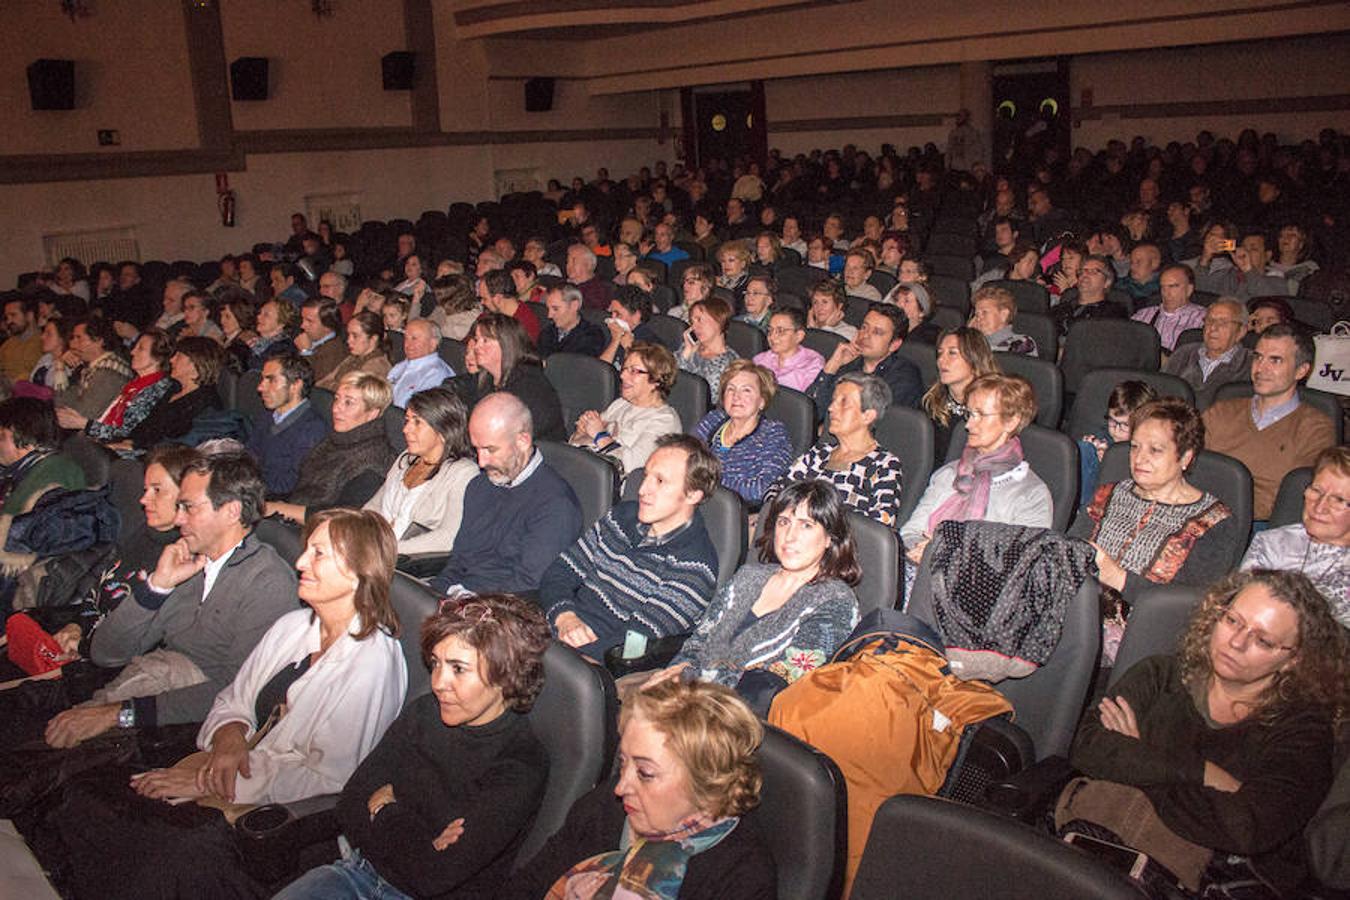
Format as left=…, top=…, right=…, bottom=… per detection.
left=222, top=0, right=413, bottom=130
left=1, top=1, right=197, bottom=155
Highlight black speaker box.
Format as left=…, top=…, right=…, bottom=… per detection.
left=382, top=52, right=415, bottom=90
left=524, top=77, right=555, bottom=112
left=230, top=57, right=270, bottom=101
left=27, top=59, right=75, bottom=111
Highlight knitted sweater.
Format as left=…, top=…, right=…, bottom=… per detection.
left=765, top=440, right=904, bottom=529
left=247, top=400, right=330, bottom=498
left=287, top=417, right=395, bottom=514
left=693, top=412, right=795, bottom=505
left=1202, top=398, right=1335, bottom=519
left=429, top=454, right=583, bottom=595
left=1071, top=655, right=1333, bottom=895
left=539, top=501, right=718, bottom=656
left=674, top=562, right=860, bottom=687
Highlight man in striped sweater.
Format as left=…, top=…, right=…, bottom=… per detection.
left=538, top=434, right=721, bottom=662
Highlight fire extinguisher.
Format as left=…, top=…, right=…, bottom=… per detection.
left=218, top=189, right=236, bottom=228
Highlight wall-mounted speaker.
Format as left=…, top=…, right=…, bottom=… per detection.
left=524, top=77, right=555, bottom=113
left=382, top=52, right=415, bottom=91
left=230, top=57, right=270, bottom=101
left=27, top=59, right=75, bottom=111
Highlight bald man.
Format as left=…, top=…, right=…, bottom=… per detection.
left=428, top=393, right=582, bottom=596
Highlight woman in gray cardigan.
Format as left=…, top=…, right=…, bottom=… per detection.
left=650, top=479, right=861, bottom=694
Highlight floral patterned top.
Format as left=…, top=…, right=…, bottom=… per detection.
left=765, top=439, right=904, bottom=529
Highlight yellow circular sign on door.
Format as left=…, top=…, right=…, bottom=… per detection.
left=711, top=114, right=727, bottom=132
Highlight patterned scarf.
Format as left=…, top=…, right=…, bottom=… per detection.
left=100, top=370, right=165, bottom=427
left=927, top=436, right=1024, bottom=533
left=546, top=815, right=738, bottom=900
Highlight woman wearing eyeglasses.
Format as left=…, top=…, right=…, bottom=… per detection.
left=1242, top=446, right=1350, bottom=628
left=1064, top=569, right=1347, bottom=897
left=1069, top=399, right=1240, bottom=663
left=571, top=341, right=683, bottom=475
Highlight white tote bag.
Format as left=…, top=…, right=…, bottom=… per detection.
left=1308, top=322, right=1350, bottom=397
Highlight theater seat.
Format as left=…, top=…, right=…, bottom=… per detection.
left=438, top=338, right=466, bottom=374
left=538, top=440, right=618, bottom=533
left=803, top=328, right=846, bottom=361
left=1060, top=320, right=1162, bottom=397
left=544, top=352, right=618, bottom=433
left=254, top=515, right=304, bottom=566
left=670, top=370, right=710, bottom=432
left=514, top=643, right=620, bottom=866
left=873, top=405, right=935, bottom=528
left=642, top=314, right=686, bottom=351
left=988, top=279, right=1051, bottom=315
left=764, top=386, right=817, bottom=457
left=726, top=319, right=767, bottom=359
left=848, top=510, right=901, bottom=614
left=850, top=795, right=1138, bottom=900
left=236, top=369, right=265, bottom=422
left=755, top=724, right=849, bottom=900
left=1107, top=583, right=1202, bottom=689
left=995, top=351, right=1063, bottom=429
left=1063, top=368, right=1194, bottom=440
left=383, top=404, right=407, bottom=453
left=309, top=387, right=334, bottom=425
left=1268, top=466, right=1312, bottom=529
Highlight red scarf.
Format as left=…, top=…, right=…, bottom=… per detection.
left=100, top=371, right=165, bottom=427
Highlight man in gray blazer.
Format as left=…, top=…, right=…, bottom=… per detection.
left=1163, top=297, right=1251, bottom=410
left=46, top=451, right=297, bottom=747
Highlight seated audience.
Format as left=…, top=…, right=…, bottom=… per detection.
left=541, top=434, right=721, bottom=660
left=361, top=387, right=479, bottom=569
left=754, top=306, right=824, bottom=391
left=451, top=313, right=565, bottom=441
left=246, top=352, right=329, bottom=498
left=679, top=296, right=741, bottom=390
left=479, top=269, right=541, bottom=343
left=427, top=273, right=481, bottom=341
left=1051, top=255, right=1129, bottom=337
left=598, top=285, right=660, bottom=368
left=317, top=309, right=391, bottom=390
left=47, top=452, right=296, bottom=746
left=883, top=282, right=939, bottom=344
left=809, top=304, right=923, bottom=415
left=387, top=318, right=455, bottom=408
left=538, top=282, right=607, bottom=358
left=248, top=298, right=297, bottom=369
left=1078, top=379, right=1159, bottom=502
left=26, top=317, right=71, bottom=391
left=1202, top=326, right=1334, bottom=521
left=40, top=510, right=407, bottom=900
left=218, top=292, right=259, bottom=373
left=430, top=393, right=583, bottom=596
left=57, top=328, right=174, bottom=443
left=1242, top=446, right=1350, bottom=627
left=806, top=279, right=857, bottom=340
left=122, top=336, right=228, bottom=451
left=153, top=278, right=190, bottom=337
left=968, top=284, right=1038, bottom=356
left=1163, top=297, right=1251, bottom=410
left=1270, top=222, right=1318, bottom=294
left=842, top=249, right=882, bottom=302
left=1115, top=241, right=1163, bottom=304
left=735, top=274, right=776, bottom=331
left=296, top=296, right=346, bottom=385
left=1070, top=399, right=1239, bottom=656
left=771, top=373, right=903, bottom=528
left=667, top=262, right=714, bottom=321
left=180, top=290, right=223, bottom=342
left=652, top=478, right=861, bottom=692
left=644, top=221, right=690, bottom=267
left=571, top=340, right=682, bottom=475
left=715, top=240, right=752, bottom=305
left=0, top=397, right=85, bottom=516
left=0, top=295, right=42, bottom=382
left=693, top=360, right=794, bottom=506
left=1131, top=264, right=1207, bottom=353
left=923, top=327, right=999, bottom=460
left=1067, top=570, right=1346, bottom=898
left=503, top=678, right=775, bottom=899
left=269, top=371, right=396, bottom=522
left=54, top=316, right=133, bottom=421
left=902, top=373, right=1053, bottom=562
left=276, top=594, right=551, bottom=900
left=568, top=243, right=614, bottom=311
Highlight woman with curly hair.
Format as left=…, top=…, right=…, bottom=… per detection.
left=1065, top=569, right=1347, bottom=896
left=277, top=593, right=553, bottom=900
left=504, top=679, right=776, bottom=899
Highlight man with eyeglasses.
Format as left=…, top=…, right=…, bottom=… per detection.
left=48, top=452, right=296, bottom=748
left=1242, top=446, right=1350, bottom=627
left=1051, top=254, right=1128, bottom=338
left=1163, top=296, right=1252, bottom=409
left=1203, top=325, right=1335, bottom=521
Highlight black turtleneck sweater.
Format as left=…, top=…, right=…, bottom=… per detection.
left=286, top=417, right=395, bottom=516
left=336, top=694, right=549, bottom=900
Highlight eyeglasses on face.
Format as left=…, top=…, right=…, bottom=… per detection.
left=1304, top=484, right=1350, bottom=514
left=620, top=366, right=650, bottom=377
left=1217, top=609, right=1296, bottom=654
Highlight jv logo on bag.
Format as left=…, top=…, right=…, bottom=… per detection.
left=1317, top=362, right=1344, bottom=382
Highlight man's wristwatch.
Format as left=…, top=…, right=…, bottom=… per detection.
left=117, top=701, right=136, bottom=729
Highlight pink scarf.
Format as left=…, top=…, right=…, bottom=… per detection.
left=927, top=436, right=1025, bottom=532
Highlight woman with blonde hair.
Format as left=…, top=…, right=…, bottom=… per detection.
left=504, top=678, right=776, bottom=899
left=922, top=327, right=999, bottom=460
left=692, top=360, right=794, bottom=505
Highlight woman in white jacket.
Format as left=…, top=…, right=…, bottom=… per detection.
left=132, top=508, right=408, bottom=807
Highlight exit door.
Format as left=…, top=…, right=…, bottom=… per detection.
left=991, top=58, right=1070, bottom=171
left=682, top=83, right=767, bottom=171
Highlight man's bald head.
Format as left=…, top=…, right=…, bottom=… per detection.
left=469, top=392, right=534, bottom=484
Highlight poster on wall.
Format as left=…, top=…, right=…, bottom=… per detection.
left=495, top=168, right=541, bottom=199
left=305, top=193, right=362, bottom=233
